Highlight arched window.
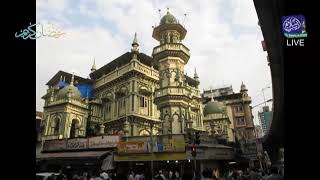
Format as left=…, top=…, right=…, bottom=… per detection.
left=70, top=119, right=80, bottom=138
left=50, top=118, right=60, bottom=135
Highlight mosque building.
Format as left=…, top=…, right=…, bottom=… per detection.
left=37, top=9, right=256, bottom=174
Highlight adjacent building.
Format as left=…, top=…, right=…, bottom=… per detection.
left=202, top=84, right=255, bottom=141
left=258, top=106, right=273, bottom=135
left=36, top=111, right=43, bottom=142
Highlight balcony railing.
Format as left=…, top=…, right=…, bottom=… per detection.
left=95, top=62, right=159, bottom=89
left=153, top=43, right=190, bottom=56
left=154, top=87, right=192, bottom=98
left=234, top=112, right=245, bottom=117
left=47, top=99, right=88, bottom=108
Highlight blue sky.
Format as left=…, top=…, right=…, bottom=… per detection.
left=36, top=0, right=272, bottom=125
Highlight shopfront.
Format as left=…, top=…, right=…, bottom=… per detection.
left=185, top=144, right=235, bottom=177
left=113, top=135, right=187, bottom=178
left=36, top=135, right=119, bottom=173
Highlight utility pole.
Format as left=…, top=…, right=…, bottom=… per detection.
left=261, top=86, right=270, bottom=107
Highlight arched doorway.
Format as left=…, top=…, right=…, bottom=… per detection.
left=70, top=119, right=80, bottom=138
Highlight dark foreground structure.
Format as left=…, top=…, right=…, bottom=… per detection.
left=253, top=0, right=285, bottom=165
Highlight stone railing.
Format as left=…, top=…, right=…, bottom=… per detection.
left=155, top=87, right=191, bottom=98
left=153, top=43, right=190, bottom=56
left=234, top=112, right=245, bottom=117
left=43, top=135, right=60, bottom=141
left=95, top=62, right=159, bottom=89
left=47, top=99, right=88, bottom=108
left=139, top=108, right=149, bottom=116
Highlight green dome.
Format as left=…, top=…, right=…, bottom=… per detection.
left=203, top=101, right=224, bottom=116
left=57, top=85, right=81, bottom=100
left=160, top=11, right=178, bottom=25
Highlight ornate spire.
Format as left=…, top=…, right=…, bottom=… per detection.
left=131, top=32, right=139, bottom=59
left=132, top=32, right=139, bottom=46
left=194, top=68, right=199, bottom=80
left=70, top=72, right=74, bottom=86
left=91, top=57, right=96, bottom=72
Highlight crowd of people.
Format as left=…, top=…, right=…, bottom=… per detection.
left=43, top=166, right=284, bottom=180
left=218, top=166, right=284, bottom=180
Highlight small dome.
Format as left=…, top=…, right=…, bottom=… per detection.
left=203, top=101, right=224, bottom=116
left=160, top=11, right=178, bottom=25
left=57, top=85, right=81, bottom=100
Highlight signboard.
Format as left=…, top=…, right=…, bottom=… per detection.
left=186, top=147, right=234, bottom=160
left=114, top=152, right=186, bottom=161
left=89, top=136, right=119, bottom=149
left=42, top=139, right=66, bottom=151
left=152, top=138, right=185, bottom=153
left=66, top=138, right=88, bottom=150
left=117, top=141, right=148, bottom=154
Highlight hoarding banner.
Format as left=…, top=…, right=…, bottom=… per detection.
left=117, top=141, right=148, bottom=154
left=89, top=136, right=119, bottom=149
left=66, top=138, right=88, bottom=150
left=42, top=139, right=66, bottom=151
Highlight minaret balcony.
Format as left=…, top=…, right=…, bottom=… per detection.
left=154, top=87, right=192, bottom=98
left=152, top=43, right=190, bottom=58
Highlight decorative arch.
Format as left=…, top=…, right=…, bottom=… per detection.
left=50, top=117, right=60, bottom=135
left=115, top=85, right=128, bottom=98
left=102, top=91, right=114, bottom=102
left=139, top=85, right=152, bottom=96
left=139, top=129, right=151, bottom=136
left=70, top=119, right=80, bottom=138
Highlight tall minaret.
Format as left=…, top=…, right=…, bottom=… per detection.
left=152, top=9, right=191, bottom=135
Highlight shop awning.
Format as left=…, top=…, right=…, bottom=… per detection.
left=37, top=151, right=111, bottom=160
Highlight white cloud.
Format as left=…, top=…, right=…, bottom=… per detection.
left=232, top=0, right=258, bottom=27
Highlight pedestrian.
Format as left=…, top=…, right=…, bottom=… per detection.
left=223, top=168, right=235, bottom=180
left=201, top=168, right=214, bottom=180
left=159, top=170, right=166, bottom=180
left=168, top=171, right=173, bottom=180
left=135, top=172, right=140, bottom=180
left=139, top=173, right=145, bottom=180
left=212, top=168, right=219, bottom=179
left=100, top=171, right=110, bottom=180
left=174, top=170, right=180, bottom=180
left=181, top=170, right=193, bottom=180
left=261, top=171, right=268, bottom=180
left=73, top=173, right=80, bottom=180
left=56, top=169, right=67, bottom=180
left=128, top=171, right=135, bottom=180
left=248, top=168, right=260, bottom=180
left=192, top=171, right=200, bottom=180
left=266, top=167, right=283, bottom=180
left=80, top=172, right=89, bottom=180
left=236, top=170, right=243, bottom=180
